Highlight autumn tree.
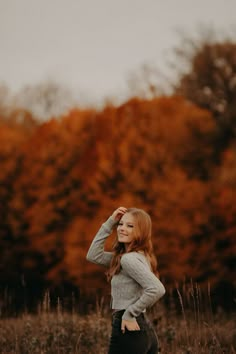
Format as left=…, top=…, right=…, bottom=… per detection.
left=207, top=144, right=236, bottom=306
left=7, top=108, right=100, bottom=302
left=173, top=38, right=236, bottom=148
left=1, top=95, right=234, bottom=309
left=0, top=110, right=37, bottom=312
left=73, top=96, right=219, bottom=292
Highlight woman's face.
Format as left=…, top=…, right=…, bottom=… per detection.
left=117, top=212, right=135, bottom=246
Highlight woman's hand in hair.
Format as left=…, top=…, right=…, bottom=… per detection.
left=111, top=207, right=127, bottom=222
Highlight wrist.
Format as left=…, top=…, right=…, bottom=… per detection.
left=103, top=216, right=117, bottom=231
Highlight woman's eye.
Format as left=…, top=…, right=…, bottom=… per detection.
left=117, top=223, right=133, bottom=228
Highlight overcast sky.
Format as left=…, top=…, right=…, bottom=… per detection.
left=1, top=0, right=236, bottom=106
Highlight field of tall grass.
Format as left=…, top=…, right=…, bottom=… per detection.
left=0, top=284, right=235, bottom=353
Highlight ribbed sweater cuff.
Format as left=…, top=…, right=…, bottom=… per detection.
left=122, top=311, right=136, bottom=322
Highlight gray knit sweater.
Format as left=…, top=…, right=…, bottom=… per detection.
left=86, top=216, right=166, bottom=321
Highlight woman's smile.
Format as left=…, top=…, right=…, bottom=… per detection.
left=117, top=213, right=135, bottom=245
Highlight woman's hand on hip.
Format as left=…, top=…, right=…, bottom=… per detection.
left=111, top=207, right=127, bottom=222
left=121, top=319, right=140, bottom=333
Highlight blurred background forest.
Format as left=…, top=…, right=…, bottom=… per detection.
left=0, top=34, right=236, bottom=315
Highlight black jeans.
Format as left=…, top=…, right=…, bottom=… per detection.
left=108, top=310, right=158, bottom=354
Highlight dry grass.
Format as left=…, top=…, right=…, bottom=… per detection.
left=0, top=285, right=235, bottom=354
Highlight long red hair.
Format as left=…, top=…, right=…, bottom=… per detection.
left=106, top=208, right=158, bottom=281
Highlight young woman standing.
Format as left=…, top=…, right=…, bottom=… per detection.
left=86, top=206, right=165, bottom=354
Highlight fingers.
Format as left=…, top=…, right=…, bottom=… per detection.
left=130, top=323, right=140, bottom=331
left=112, top=207, right=127, bottom=221
left=121, top=320, right=126, bottom=333
left=121, top=327, right=140, bottom=333
left=121, top=319, right=125, bottom=333
left=121, top=319, right=140, bottom=333
left=117, top=206, right=127, bottom=215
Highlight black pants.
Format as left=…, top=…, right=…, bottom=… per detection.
left=108, top=310, right=158, bottom=354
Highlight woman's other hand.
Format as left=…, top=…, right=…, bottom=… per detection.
left=111, top=207, right=127, bottom=222
left=121, top=319, right=140, bottom=333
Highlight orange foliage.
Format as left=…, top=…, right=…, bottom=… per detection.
left=0, top=97, right=234, bottom=303
left=0, top=110, right=36, bottom=281
left=207, top=145, right=236, bottom=284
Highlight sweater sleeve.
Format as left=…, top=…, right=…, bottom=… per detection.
left=121, top=253, right=165, bottom=321
left=86, top=216, right=117, bottom=268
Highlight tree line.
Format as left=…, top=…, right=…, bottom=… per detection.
left=0, top=39, right=235, bottom=313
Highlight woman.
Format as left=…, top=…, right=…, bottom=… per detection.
left=86, top=206, right=165, bottom=354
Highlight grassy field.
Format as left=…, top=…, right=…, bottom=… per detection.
left=0, top=287, right=235, bottom=354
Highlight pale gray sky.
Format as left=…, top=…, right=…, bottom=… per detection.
left=1, top=0, right=236, bottom=106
